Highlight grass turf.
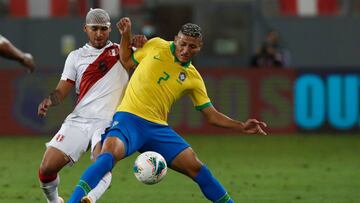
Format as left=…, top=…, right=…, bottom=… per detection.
left=0, top=134, right=359, bottom=203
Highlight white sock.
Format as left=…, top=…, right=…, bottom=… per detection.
left=40, top=175, right=61, bottom=203
left=87, top=172, right=112, bottom=202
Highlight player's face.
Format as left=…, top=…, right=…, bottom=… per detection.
left=174, top=33, right=202, bottom=63
left=84, top=25, right=111, bottom=49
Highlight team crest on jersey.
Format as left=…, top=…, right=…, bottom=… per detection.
left=108, top=48, right=118, bottom=56
left=55, top=134, right=65, bottom=142
left=98, top=60, right=108, bottom=72
left=178, top=72, right=186, bottom=82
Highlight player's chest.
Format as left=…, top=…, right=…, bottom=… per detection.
left=76, top=54, right=119, bottom=76
left=142, top=58, right=191, bottom=89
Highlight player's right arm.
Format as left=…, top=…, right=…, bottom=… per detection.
left=38, top=51, right=77, bottom=118
left=38, top=80, right=74, bottom=118
left=117, top=17, right=136, bottom=71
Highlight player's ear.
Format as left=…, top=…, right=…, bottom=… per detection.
left=199, top=40, right=203, bottom=48
left=83, top=25, right=87, bottom=33
left=174, top=35, right=178, bottom=43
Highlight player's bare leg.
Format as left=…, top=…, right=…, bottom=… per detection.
left=170, top=147, right=203, bottom=178
left=171, top=147, right=234, bottom=203
left=39, top=147, right=69, bottom=203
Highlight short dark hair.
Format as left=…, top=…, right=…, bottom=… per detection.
left=180, top=23, right=202, bottom=38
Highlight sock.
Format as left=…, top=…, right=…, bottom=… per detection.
left=193, top=165, right=234, bottom=203
left=67, top=153, right=114, bottom=203
left=87, top=172, right=112, bottom=202
left=38, top=171, right=61, bottom=203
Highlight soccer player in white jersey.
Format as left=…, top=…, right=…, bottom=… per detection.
left=37, top=9, right=146, bottom=203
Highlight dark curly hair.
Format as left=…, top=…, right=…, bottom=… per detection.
left=180, top=23, right=202, bottom=38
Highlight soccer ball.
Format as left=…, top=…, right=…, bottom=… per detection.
left=133, top=151, right=167, bottom=185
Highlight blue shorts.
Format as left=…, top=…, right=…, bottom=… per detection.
left=103, top=112, right=190, bottom=165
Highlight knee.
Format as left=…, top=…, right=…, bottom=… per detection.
left=186, top=162, right=203, bottom=178
left=39, top=153, right=69, bottom=176
left=183, top=150, right=203, bottom=178
left=171, top=148, right=204, bottom=178
left=38, top=162, right=59, bottom=183
left=101, top=137, right=126, bottom=162
left=39, top=160, right=59, bottom=176
left=39, top=147, right=70, bottom=176
left=180, top=156, right=203, bottom=178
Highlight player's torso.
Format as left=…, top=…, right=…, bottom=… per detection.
left=119, top=41, right=197, bottom=124
left=68, top=42, right=129, bottom=120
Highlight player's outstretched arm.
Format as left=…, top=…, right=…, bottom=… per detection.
left=37, top=80, right=74, bottom=118
left=201, top=105, right=267, bottom=135
left=117, top=17, right=136, bottom=71
left=0, top=35, right=35, bottom=73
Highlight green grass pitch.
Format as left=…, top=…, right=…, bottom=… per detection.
left=0, top=134, right=359, bottom=203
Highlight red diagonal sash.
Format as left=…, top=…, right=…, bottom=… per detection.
left=77, top=45, right=119, bottom=103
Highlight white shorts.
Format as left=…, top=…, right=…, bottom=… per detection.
left=46, top=118, right=111, bottom=165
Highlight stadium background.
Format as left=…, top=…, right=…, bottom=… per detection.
left=0, top=0, right=359, bottom=203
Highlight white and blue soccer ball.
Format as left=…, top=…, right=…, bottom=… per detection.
left=133, top=151, right=167, bottom=185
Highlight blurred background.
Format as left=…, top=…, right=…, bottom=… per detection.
left=1, top=1, right=360, bottom=203
left=0, top=0, right=360, bottom=135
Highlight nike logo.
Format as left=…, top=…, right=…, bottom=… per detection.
left=112, top=121, right=119, bottom=127
left=153, top=55, right=161, bottom=61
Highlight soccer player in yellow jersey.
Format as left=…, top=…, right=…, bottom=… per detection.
left=68, top=17, right=267, bottom=203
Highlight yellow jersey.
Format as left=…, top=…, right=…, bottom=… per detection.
left=117, top=37, right=212, bottom=125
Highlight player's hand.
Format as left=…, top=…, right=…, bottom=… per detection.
left=38, top=97, right=52, bottom=118
left=131, top=35, right=147, bottom=48
left=21, top=53, right=35, bottom=73
left=242, top=119, right=267, bottom=135
left=116, top=17, right=131, bottom=36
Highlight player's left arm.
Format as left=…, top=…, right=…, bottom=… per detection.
left=200, top=105, right=267, bottom=135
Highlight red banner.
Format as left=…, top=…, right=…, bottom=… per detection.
left=171, top=68, right=297, bottom=134
left=0, top=68, right=296, bottom=136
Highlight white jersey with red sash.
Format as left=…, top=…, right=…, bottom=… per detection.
left=47, top=41, right=129, bottom=163
left=61, top=41, right=129, bottom=121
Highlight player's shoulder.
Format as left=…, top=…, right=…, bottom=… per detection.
left=145, top=37, right=169, bottom=48
left=187, top=64, right=203, bottom=77
left=70, top=44, right=88, bottom=56
left=65, top=49, right=80, bottom=61
left=69, top=43, right=94, bottom=58
left=148, top=37, right=167, bottom=44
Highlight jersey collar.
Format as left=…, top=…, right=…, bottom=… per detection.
left=85, top=40, right=112, bottom=50
left=170, top=42, right=191, bottom=68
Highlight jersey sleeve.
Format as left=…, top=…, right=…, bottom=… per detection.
left=189, top=71, right=212, bottom=111
left=60, top=51, right=76, bottom=83
left=132, top=37, right=162, bottom=65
